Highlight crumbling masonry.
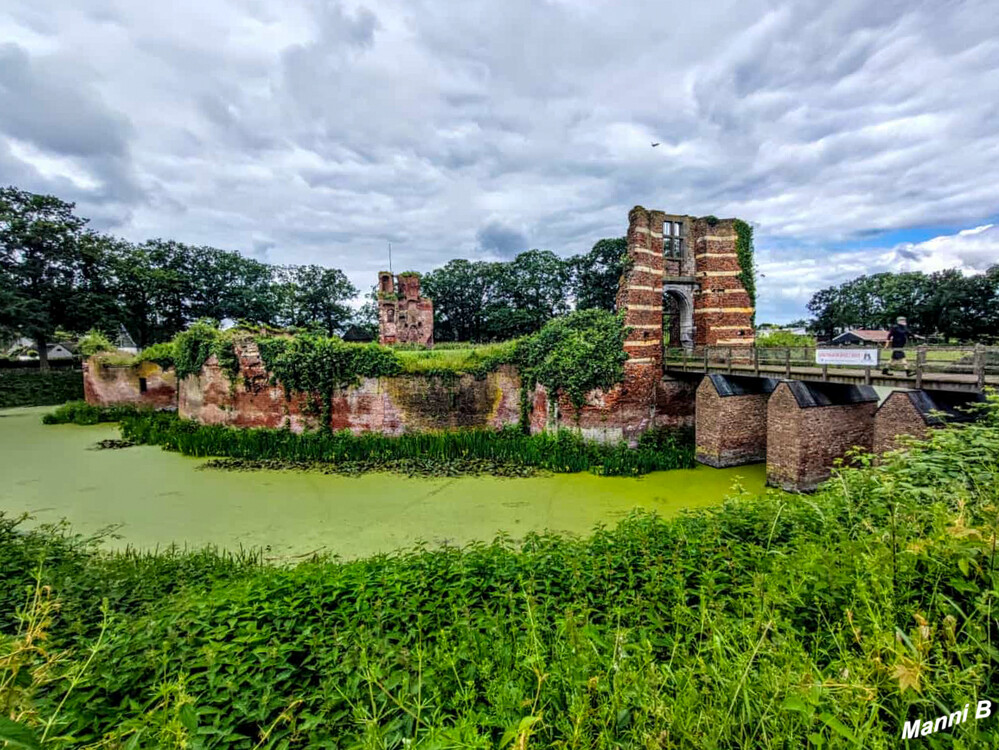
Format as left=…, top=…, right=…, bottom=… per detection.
left=377, top=272, right=434, bottom=347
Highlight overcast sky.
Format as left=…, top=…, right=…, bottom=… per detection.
left=2, top=0, right=998, bottom=322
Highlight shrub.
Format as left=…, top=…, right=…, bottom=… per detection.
left=0, top=369, right=83, bottom=408
left=755, top=330, right=816, bottom=348
left=516, top=308, right=629, bottom=411
left=4, top=397, right=999, bottom=747
left=41, top=400, right=140, bottom=425
left=135, top=340, right=176, bottom=369
left=173, top=320, right=238, bottom=380
left=77, top=329, right=115, bottom=357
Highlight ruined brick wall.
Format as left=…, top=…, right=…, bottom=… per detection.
left=766, top=383, right=876, bottom=492
left=179, top=340, right=520, bottom=434
left=695, top=377, right=770, bottom=467
left=689, top=218, right=755, bottom=347
left=83, top=358, right=177, bottom=409
left=378, top=272, right=433, bottom=346
left=873, top=391, right=932, bottom=454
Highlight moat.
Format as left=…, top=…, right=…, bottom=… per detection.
left=0, top=406, right=766, bottom=559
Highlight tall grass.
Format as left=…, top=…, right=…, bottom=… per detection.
left=118, top=411, right=695, bottom=476
left=4, top=397, right=999, bottom=747
left=395, top=340, right=519, bottom=376
left=41, top=400, right=142, bottom=425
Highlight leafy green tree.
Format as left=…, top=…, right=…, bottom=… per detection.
left=570, top=237, right=627, bottom=312
left=0, top=187, right=88, bottom=369
left=808, top=269, right=999, bottom=342
left=422, top=259, right=498, bottom=342
left=484, top=250, right=569, bottom=339
left=272, top=265, right=357, bottom=335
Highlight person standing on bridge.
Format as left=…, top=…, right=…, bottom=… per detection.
left=882, top=316, right=912, bottom=376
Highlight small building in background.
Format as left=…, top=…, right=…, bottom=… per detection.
left=377, top=272, right=434, bottom=347
left=115, top=325, right=139, bottom=354
left=829, top=329, right=888, bottom=346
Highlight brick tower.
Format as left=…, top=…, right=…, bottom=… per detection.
left=377, top=272, right=434, bottom=346
left=618, top=208, right=755, bottom=357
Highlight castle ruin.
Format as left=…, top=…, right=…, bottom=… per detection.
left=616, top=207, right=755, bottom=367
left=377, top=272, right=434, bottom=346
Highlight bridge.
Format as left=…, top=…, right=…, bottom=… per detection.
left=657, top=345, right=996, bottom=494
left=665, top=345, right=999, bottom=392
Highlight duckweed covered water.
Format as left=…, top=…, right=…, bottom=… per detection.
left=0, top=406, right=765, bottom=558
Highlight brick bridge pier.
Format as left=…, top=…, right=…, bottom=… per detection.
left=692, top=373, right=987, bottom=492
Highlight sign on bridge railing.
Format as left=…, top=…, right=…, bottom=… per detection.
left=815, top=348, right=880, bottom=366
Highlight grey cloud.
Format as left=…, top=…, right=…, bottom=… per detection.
left=0, top=0, right=997, bottom=323
left=475, top=222, right=528, bottom=259
left=0, top=43, right=132, bottom=158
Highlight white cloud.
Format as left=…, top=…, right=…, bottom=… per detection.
left=757, top=224, right=999, bottom=322
left=0, top=0, right=997, bottom=313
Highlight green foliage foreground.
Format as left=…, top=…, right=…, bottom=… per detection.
left=5, top=397, right=999, bottom=747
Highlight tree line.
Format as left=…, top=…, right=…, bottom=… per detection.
left=422, top=238, right=626, bottom=342
left=0, top=187, right=367, bottom=368
left=1, top=186, right=629, bottom=366
left=807, top=268, right=999, bottom=342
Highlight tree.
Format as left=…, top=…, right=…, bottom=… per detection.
left=273, top=265, right=357, bottom=335
left=422, top=259, right=498, bottom=342
left=484, top=250, right=569, bottom=339
left=570, top=237, right=627, bottom=312
left=0, top=187, right=88, bottom=369
left=807, top=269, right=999, bottom=342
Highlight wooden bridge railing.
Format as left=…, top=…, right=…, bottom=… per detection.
left=664, top=345, right=999, bottom=389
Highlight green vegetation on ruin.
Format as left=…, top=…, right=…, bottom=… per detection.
left=83, top=310, right=635, bottom=429
left=395, top=340, right=519, bottom=377
left=4, top=397, right=998, bottom=747
left=733, top=218, right=756, bottom=321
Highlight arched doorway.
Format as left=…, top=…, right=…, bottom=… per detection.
left=663, top=286, right=694, bottom=352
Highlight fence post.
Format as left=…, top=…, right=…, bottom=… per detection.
left=915, top=347, right=926, bottom=390
left=822, top=364, right=829, bottom=382
left=785, top=348, right=791, bottom=378
left=681, top=348, right=687, bottom=372
left=728, top=347, right=733, bottom=374
left=754, top=346, right=760, bottom=377
left=865, top=365, right=872, bottom=385
left=704, top=346, right=709, bottom=372
left=975, top=344, right=986, bottom=389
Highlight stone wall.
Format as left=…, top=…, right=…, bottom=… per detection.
left=83, top=358, right=177, bottom=409
left=767, top=381, right=877, bottom=492
left=695, top=374, right=776, bottom=467
left=873, top=391, right=931, bottom=455
left=528, top=374, right=697, bottom=445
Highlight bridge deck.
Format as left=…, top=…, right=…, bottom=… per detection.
left=664, top=346, right=999, bottom=393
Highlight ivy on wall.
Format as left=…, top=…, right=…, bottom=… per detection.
left=173, top=320, right=239, bottom=381
left=257, top=335, right=402, bottom=428
left=733, top=219, right=756, bottom=324
left=515, top=308, right=629, bottom=420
